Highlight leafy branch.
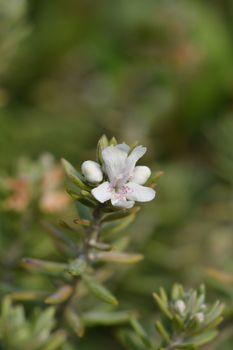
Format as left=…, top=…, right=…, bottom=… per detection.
left=5, top=135, right=159, bottom=339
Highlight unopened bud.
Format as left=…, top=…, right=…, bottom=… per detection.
left=174, top=299, right=186, bottom=314
left=130, top=166, right=151, bottom=185
left=81, top=161, right=103, bottom=183
left=195, top=312, right=205, bottom=323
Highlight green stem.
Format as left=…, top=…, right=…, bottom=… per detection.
left=83, top=205, right=104, bottom=259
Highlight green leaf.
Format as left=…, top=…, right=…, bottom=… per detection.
left=67, top=189, right=97, bottom=208
left=41, top=330, right=67, bottom=350
left=204, top=301, right=224, bottom=325
left=159, top=287, right=168, bottom=305
left=155, top=320, right=171, bottom=344
left=44, top=285, right=73, bottom=304
left=172, top=283, right=184, bottom=300
left=88, top=240, right=112, bottom=251
left=117, top=329, right=147, bottom=350
left=185, top=291, right=197, bottom=315
left=33, top=307, right=56, bottom=335
left=42, top=221, right=77, bottom=257
left=61, top=158, right=89, bottom=190
left=82, top=274, right=118, bottom=305
left=94, top=251, right=144, bottom=264
left=76, top=201, right=92, bottom=220
left=82, top=310, right=131, bottom=326
left=101, top=213, right=137, bottom=236
left=153, top=293, right=173, bottom=319
left=178, top=330, right=218, bottom=348
left=65, top=307, right=85, bottom=337
left=101, top=207, right=140, bottom=223
left=8, top=290, right=46, bottom=301
left=21, top=258, right=67, bottom=274
left=130, top=317, right=151, bottom=347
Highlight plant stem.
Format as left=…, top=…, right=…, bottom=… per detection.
left=83, top=205, right=103, bottom=259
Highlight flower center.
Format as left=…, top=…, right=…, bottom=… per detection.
left=108, top=184, right=133, bottom=201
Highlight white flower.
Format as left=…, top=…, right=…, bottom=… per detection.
left=174, top=300, right=186, bottom=315
left=91, top=143, right=155, bottom=208
left=195, top=312, right=205, bottom=323
left=81, top=160, right=103, bottom=183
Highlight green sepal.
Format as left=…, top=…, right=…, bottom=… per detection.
left=96, top=135, right=109, bottom=164
left=109, top=137, right=118, bottom=146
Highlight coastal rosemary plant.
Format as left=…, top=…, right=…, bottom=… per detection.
left=0, top=136, right=224, bottom=349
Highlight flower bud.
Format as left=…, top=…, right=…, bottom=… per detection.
left=174, top=299, right=186, bottom=314
left=130, top=166, right=151, bottom=185
left=195, top=312, right=205, bottom=323
left=81, top=161, right=103, bottom=183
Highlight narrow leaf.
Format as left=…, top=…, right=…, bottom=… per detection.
left=153, top=293, right=173, bottom=319
left=65, top=307, right=85, bottom=337
left=101, top=207, right=140, bottom=223
left=44, top=285, right=73, bottom=304
left=155, top=320, right=171, bottom=344
left=62, top=158, right=89, bottom=190
left=93, top=251, right=143, bottom=264
left=21, top=258, right=67, bottom=274
left=83, top=310, right=131, bottom=326
left=82, top=274, right=118, bottom=305
left=42, top=330, right=67, bottom=350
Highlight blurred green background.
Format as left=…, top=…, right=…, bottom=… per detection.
left=1, top=0, right=233, bottom=349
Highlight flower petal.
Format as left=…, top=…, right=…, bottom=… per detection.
left=124, top=146, right=147, bottom=179
left=130, top=166, right=151, bottom=185
left=91, top=182, right=112, bottom=203
left=102, top=146, right=128, bottom=185
left=116, top=143, right=130, bottom=154
left=111, top=198, right=135, bottom=209
left=126, top=182, right=155, bottom=202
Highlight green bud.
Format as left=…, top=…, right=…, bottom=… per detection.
left=68, top=258, right=87, bottom=276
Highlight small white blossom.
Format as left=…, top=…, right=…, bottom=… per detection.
left=81, top=160, right=103, bottom=183
left=195, top=312, right=205, bottom=323
left=91, top=143, right=155, bottom=208
left=174, top=299, right=186, bottom=315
